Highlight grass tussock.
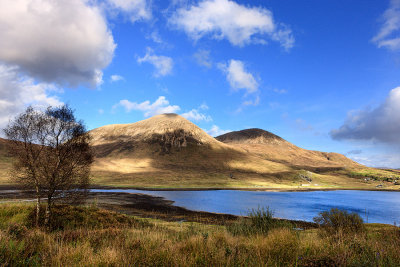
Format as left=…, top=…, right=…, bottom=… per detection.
left=0, top=203, right=400, bottom=266
left=26, top=204, right=151, bottom=231
left=314, top=208, right=365, bottom=236
left=227, top=207, right=293, bottom=236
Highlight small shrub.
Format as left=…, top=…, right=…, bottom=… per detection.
left=313, top=208, right=365, bottom=236
left=227, top=207, right=292, bottom=236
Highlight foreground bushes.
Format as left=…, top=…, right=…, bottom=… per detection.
left=0, top=204, right=399, bottom=266
left=227, top=207, right=293, bottom=236
left=313, top=208, right=365, bottom=236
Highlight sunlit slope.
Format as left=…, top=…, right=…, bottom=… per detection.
left=1, top=115, right=397, bottom=189
left=0, top=138, right=13, bottom=184
left=89, top=114, right=381, bottom=189
left=90, top=114, right=297, bottom=188
left=216, top=128, right=361, bottom=170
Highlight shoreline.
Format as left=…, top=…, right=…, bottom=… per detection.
left=90, top=186, right=400, bottom=192
left=1, top=188, right=398, bottom=226
left=0, top=184, right=399, bottom=192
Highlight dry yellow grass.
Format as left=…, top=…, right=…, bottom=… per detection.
left=1, top=203, right=400, bottom=266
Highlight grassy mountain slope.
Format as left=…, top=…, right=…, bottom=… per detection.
left=0, top=114, right=398, bottom=189
left=216, top=128, right=360, bottom=170
left=0, top=138, right=13, bottom=184
left=90, top=114, right=296, bottom=188
left=89, top=114, right=392, bottom=189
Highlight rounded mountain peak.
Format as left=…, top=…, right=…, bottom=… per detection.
left=216, top=128, right=286, bottom=145
left=90, top=113, right=219, bottom=146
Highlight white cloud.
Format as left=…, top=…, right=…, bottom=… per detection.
left=206, top=125, right=231, bottom=137
left=0, top=0, right=116, bottom=87
left=235, top=95, right=260, bottom=113
left=194, top=49, right=212, bottom=68
left=242, top=95, right=260, bottom=106
left=170, top=0, right=294, bottom=49
left=110, top=74, right=124, bottom=82
left=199, top=103, right=209, bottom=110
left=146, top=31, right=164, bottom=44
left=0, top=65, right=63, bottom=131
left=181, top=109, right=212, bottom=122
left=106, top=0, right=151, bottom=22
left=219, top=59, right=258, bottom=94
left=137, top=48, right=174, bottom=77
left=331, top=86, right=400, bottom=144
left=350, top=153, right=400, bottom=169
left=372, top=0, right=400, bottom=50
left=115, top=96, right=180, bottom=117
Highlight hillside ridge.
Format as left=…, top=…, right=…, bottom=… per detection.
left=216, top=128, right=287, bottom=145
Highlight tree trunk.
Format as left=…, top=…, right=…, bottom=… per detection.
left=35, top=186, right=40, bottom=228
left=45, top=197, right=52, bottom=229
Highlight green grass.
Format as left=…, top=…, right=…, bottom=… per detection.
left=0, top=203, right=400, bottom=266
left=348, top=169, right=400, bottom=182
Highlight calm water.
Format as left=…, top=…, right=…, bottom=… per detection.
left=92, top=189, right=400, bottom=225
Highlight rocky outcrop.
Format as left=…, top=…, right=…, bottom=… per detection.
left=151, top=129, right=203, bottom=154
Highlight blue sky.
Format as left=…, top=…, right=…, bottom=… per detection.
left=1, top=0, right=400, bottom=167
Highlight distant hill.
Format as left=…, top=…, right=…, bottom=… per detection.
left=0, top=138, right=13, bottom=184
left=216, top=128, right=285, bottom=145
left=216, top=128, right=360, bottom=170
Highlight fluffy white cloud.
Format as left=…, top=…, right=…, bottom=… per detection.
left=181, top=109, right=212, bottom=122
left=0, top=0, right=115, bottom=88
left=115, top=96, right=180, bottom=117
left=331, top=87, right=400, bottom=144
left=0, top=65, right=63, bottom=131
left=206, top=125, right=231, bottom=137
left=106, top=0, right=151, bottom=22
left=170, top=0, right=294, bottom=48
left=114, top=96, right=213, bottom=122
left=110, top=74, right=124, bottom=82
left=372, top=0, right=400, bottom=50
left=219, top=60, right=258, bottom=94
left=137, top=48, right=174, bottom=77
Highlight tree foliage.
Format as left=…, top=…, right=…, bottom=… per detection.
left=3, top=105, right=93, bottom=227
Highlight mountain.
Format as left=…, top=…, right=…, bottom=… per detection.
left=216, top=128, right=360, bottom=169
left=88, top=114, right=370, bottom=188
left=89, top=114, right=298, bottom=187
left=0, top=114, right=386, bottom=189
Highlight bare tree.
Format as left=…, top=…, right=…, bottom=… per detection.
left=3, top=105, right=93, bottom=227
